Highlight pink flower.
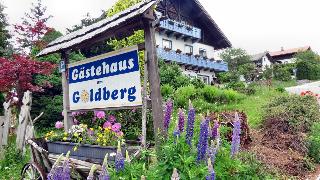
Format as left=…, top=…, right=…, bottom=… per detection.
left=73, top=118, right=79, bottom=125
left=116, top=131, right=124, bottom=137
left=95, top=111, right=106, bottom=119
left=103, top=121, right=112, bottom=129
left=61, top=111, right=64, bottom=116
left=55, top=121, right=64, bottom=129
left=131, top=107, right=137, bottom=113
left=108, top=115, right=116, bottom=123
left=112, top=123, right=121, bottom=132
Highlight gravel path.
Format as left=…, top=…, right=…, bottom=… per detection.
left=285, top=81, right=320, bottom=95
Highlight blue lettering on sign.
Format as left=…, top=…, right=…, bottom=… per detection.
left=72, top=86, right=137, bottom=104
left=69, top=50, right=139, bottom=84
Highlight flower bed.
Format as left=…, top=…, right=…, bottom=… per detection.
left=45, top=111, right=139, bottom=164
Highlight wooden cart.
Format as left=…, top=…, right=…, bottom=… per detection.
left=21, top=139, right=141, bottom=180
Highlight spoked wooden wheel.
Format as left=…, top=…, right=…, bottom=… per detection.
left=21, top=163, right=46, bottom=180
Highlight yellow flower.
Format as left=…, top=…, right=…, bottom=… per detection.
left=63, top=132, right=68, bottom=136
left=90, top=128, right=94, bottom=131
left=97, top=138, right=101, bottom=142
left=79, top=138, right=83, bottom=141
left=73, top=146, right=78, bottom=151
left=63, top=137, right=67, bottom=141
left=74, top=132, right=79, bottom=137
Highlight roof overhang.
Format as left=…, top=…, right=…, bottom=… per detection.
left=37, top=0, right=158, bottom=57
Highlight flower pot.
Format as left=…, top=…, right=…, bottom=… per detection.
left=47, top=141, right=138, bottom=164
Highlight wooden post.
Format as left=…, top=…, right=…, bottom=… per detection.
left=16, top=91, right=32, bottom=151
left=61, top=51, right=72, bottom=131
left=141, top=51, right=148, bottom=148
left=2, top=101, right=11, bottom=146
left=144, top=20, right=165, bottom=144
left=0, top=116, right=4, bottom=149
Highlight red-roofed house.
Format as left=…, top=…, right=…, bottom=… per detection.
left=269, top=46, right=311, bottom=64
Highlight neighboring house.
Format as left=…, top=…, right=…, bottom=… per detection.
left=251, top=51, right=272, bottom=71
left=269, top=46, right=311, bottom=64
left=251, top=46, right=311, bottom=72
left=155, top=0, right=232, bottom=84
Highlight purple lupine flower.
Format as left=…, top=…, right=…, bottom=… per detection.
left=99, top=154, right=111, bottom=180
left=206, top=158, right=215, bottom=180
left=197, top=118, right=210, bottom=162
left=231, top=113, right=241, bottom=158
left=211, top=120, right=219, bottom=139
left=186, top=101, right=196, bottom=146
left=62, top=159, right=71, bottom=180
left=163, top=100, right=173, bottom=131
left=178, top=108, right=185, bottom=132
left=173, top=125, right=180, bottom=144
left=208, top=130, right=220, bottom=165
left=115, top=142, right=125, bottom=172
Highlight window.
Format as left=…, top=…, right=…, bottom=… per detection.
left=197, top=75, right=210, bottom=84
left=199, top=48, right=207, bottom=57
left=185, top=45, right=193, bottom=54
left=162, top=39, right=172, bottom=49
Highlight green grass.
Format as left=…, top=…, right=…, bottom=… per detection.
left=217, top=83, right=288, bottom=128
left=0, top=135, right=30, bottom=180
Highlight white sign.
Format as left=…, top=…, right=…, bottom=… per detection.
left=68, top=46, right=142, bottom=110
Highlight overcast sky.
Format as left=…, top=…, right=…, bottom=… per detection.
left=2, top=0, right=319, bottom=54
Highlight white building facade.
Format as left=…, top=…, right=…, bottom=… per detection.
left=155, top=0, right=232, bottom=84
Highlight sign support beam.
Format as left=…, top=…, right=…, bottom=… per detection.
left=61, top=51, right=72, bottom=131
left=144, top=18, right=165, bottom=145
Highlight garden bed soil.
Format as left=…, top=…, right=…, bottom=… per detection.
left=248, top=129, right=311, bottom=178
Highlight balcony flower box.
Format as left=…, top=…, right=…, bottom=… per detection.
left=164, top=47, right=171, bottom=52
left=186, top=52, right=193, bottom=56
left=176, top=49, right=182, bottom=54
left=186, top=26, right=192, bottom=31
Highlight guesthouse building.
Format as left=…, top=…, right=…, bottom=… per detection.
left=155, top=0, right=232, bottom=84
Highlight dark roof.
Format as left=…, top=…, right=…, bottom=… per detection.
left=191, top=0, right=231, bottom=49
left=251, top=51, right=271, bottom=62
left=37, top=0, right=157, bottom=57
left=270, top=46, right=311, bottom=57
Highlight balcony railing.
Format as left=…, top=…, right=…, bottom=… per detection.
left=157, top=48, right=228, bottom=72
left=159, top=19, right=201, bottom=40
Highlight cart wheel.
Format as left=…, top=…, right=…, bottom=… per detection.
left=21, top=163, right=46, bottom=180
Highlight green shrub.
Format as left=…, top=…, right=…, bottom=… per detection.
left=217, top=72, right=239, bottom=83
left=192, top=98, right=217, bottom=112
left=273, top=66, right=292, bottom=81
left=161, top=84, right=174, bottom=100
left=226, top=82, right=256, bottom=95
left=264, top=95, right=320, bottom=133
left=308, top=123, right=320, bottom=163
left=201, top=85, right=223, bottom=103
left=296, top=60, right=320, bottom=80
left=224, top=89, right=244, bottom=103
left=275, top=86, right=285, bottom=93
left=174, top=85, right=197, bottom=107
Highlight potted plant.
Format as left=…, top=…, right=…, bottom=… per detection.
left=176, top=49, right=182, bottom=54
left=45, top=112, right=139, bottom=164
left=195, top=54, right=200, bottom=58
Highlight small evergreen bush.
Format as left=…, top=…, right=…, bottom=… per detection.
left=308, top=123, right=320, bottom=163
left=174, top=85, right=197, bottom=107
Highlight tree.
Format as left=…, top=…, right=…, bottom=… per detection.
left=0, top=3, right=11, bottom=57
left=220, top=48, right=251, bottom=72
left=295, top=50, right=320, bottom=80
left=0, top=55, right=55, bottom=104
left=14, top=0, right=52, bottom=50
